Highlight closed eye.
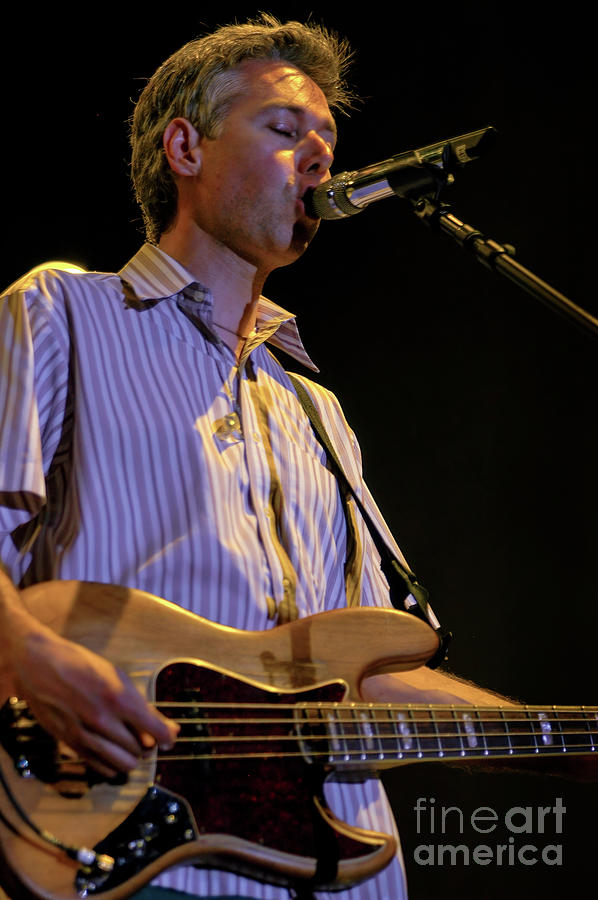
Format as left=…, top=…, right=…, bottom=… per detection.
left=270, top=125, right=298, bottom=138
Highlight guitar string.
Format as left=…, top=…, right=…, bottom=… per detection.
left=12, top=726, right=598, bottom=769
left=8, top=703, right=597, bottom=768
left=170, top=727, right=598, bottom=738
left=9, top=697, right=598, bottom=715
left=10, top=709, right=598, bottom=725
left=12, top=728, right=598, bottom=749
left=12, top=715, right=598, bottom=739
left=12, top=736, right=598, bottom=766
left=153, top=743, right=598, bottom=762
left=9, top=712, right=598, bottom=733
left=22, top=742, right=598, bottom=769
left=151, top=701, right=598, bottom=711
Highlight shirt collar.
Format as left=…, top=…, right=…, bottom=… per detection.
left=118, top=243, right=319, bottom=372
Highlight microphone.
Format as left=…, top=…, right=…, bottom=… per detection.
left=305, top=126, right=497, bottom=220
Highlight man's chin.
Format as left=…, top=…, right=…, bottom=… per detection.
left=291, top=218, right=320, bottom=254
left=253, top=219, right=320, bottom=272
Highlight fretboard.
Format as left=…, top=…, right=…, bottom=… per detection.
left=297, top=703, right=598, bottom=766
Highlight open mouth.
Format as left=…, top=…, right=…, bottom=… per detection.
left=299, top=188, right=319, bottom=220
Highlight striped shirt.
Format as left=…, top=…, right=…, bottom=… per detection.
left=0, top=243, right=412, bottom=899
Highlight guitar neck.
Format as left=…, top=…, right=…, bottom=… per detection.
left=298, top=703, right=598, bottom=768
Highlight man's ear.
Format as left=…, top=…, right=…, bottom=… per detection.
left=162, top=117, right=202, bottom=176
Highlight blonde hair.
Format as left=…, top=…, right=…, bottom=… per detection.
left=130, top=13, right=354, bottom=242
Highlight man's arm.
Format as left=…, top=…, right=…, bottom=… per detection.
left=362, top=665, right=597, bottom=781
left=361, top=666, right=517, bottom=707
left=0, top=569, right=178, bottom=776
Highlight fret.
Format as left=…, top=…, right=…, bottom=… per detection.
left=473, top=709, right=490, bottom=756
left=432, top=708, right=463, bottom=757
left=587, top=708, right=598, bottom=751
left=326, top=705, right=350, bottom=763
left=525, top=708, right=584, bottom=754
left=351, top=705, right=383, bottom=761
left=376, top=706, right=403, bottom=758
left=494, top=707, right=598, bottom=757
left=368, top=706, right=386, bottom=761
left=430, top=708, right=444, bottom=758
left=433, top=708, right=465, bottom=758
left=441, top=708, right=508, bottom=759
left=500, top=708, right=514, bottom=755
left=537, top=711, right=555, bottom=750
left=549, top=707, right=594, bottom=753
left=389, top=708, right=415, bottom=759
left=351, top=707, right=367, bottom=762
left=476, top=709, right=511, bottom=755
left=397, top=706, right=598, bottom=761
left=528, top=709, right=540, bottom=753
left=449, top=708, right=487, bottom=757
left=506, top=707, right=563, bottom=755
left=566, top=706, right=597, bottom=752
left=409, top=708, right=442, bottom=759
left=450, top=708, right=467, bottom=757
left=527, top=707, right=556, bottom=753
left=296, top=704, right=335, bottom=764
left=299, top=703, right=598, bottom=768
left=296, top=704, right=341, bottom=765
left=408, top=708, right=424, bottom=759
left=295, top=706, right=313, bottom=762
left=462, top=712, right=480, bottom=750
left=502, top=708, right=535, bottom=753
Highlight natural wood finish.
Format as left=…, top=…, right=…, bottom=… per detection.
left=0, top=581, right=438, bottom=900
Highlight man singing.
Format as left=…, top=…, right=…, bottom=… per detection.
left=0, top=14, right=529, bottom=900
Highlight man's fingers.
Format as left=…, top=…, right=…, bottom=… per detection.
left=117, top=703, right=179, bottom=753
left=30, top=686, right=175, bottom=774
left=129, top=706, right=180, bottom=750
left=77, top=728, right=144, bottom=775
left=13, top=631, right=180, bottom=773
left=79, top=694, right=179, bottom=768
left=112, top=679, right=180, bottom=749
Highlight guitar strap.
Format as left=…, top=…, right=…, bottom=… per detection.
left=288, top=373, right=451, bottom=669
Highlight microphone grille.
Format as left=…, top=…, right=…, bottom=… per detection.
left=304, top=173, right=363, bottom=220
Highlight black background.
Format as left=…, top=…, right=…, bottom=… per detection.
left=3, top=4, right=596, bottom=897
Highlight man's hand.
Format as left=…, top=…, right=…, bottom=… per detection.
left=0, top=574, right=178, bottom=778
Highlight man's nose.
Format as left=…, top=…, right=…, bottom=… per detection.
left=298, top=130, right=334, bottom=175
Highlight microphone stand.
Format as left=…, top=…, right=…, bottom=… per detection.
left=387, top=166, right=598, bottom=339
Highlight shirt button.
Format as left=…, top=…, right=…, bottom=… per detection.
left=266, top=596, right=277, bottom=619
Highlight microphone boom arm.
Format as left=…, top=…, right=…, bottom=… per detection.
left=407, top=192, right=598, bottom=340
left=309, top=124, right=596, bottom=340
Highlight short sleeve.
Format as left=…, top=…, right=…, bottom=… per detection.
left=0, top=268, right=71, bottom=543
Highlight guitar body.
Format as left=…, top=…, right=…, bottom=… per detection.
left=0, top=581, right=438, bottom=900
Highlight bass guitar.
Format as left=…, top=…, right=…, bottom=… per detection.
left=0, top=581, right=595, bottom=900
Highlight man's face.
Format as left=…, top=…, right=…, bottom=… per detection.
left=189, top=58, right=337, bottom=273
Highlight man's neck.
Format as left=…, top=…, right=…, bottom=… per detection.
left=158, top=225, right=269, bottom=345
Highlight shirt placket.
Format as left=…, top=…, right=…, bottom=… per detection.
left=175, top=283, right=299, bottom=623
left=238, top=364, right=298, bottom=624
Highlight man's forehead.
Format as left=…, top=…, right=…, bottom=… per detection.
left=236, top=58, right=336, bottom=134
